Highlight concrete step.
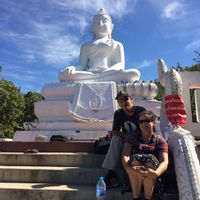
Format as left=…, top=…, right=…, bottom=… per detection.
left=23, top=121, right=111, bottom=131
left=14, top=130, right=108, bottom=141
left=0, top=165, right=106, bottom=185
left=0, top=141, right=96, bottom=152
left=0, top=152, right=179, bottom=200
left=0, top=182, right=179, bottom=200
left=0, top=152, right=104, bottom=167
left=0, top=182, right=130, bottom=200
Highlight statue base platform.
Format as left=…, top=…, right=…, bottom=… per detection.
left=14, top=81, right=161, bottom=142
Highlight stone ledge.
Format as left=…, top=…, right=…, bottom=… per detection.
left=0, top=141, right=95, bottom=153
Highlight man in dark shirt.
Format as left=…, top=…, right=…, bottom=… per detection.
left=102, top=91, right=145, bottom=188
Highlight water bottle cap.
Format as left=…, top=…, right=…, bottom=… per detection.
left=99, top=176, right=104, bottom=180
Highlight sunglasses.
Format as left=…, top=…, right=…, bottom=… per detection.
left=139, top=119, right=153, bottom=124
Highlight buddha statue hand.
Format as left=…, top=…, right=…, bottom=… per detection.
left=59, top=66, right=75, bottom=82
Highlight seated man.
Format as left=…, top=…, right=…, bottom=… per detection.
left=122, top=110, right=169, bottom=200
left=102, top=91, right=145, bottom=188
left=59, top=8, right=140, bottom=82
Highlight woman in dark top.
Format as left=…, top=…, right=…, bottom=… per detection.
left=122, top=110, right=168, bottom=200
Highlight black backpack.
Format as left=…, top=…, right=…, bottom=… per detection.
left=50, top=135, right=68, bottom=142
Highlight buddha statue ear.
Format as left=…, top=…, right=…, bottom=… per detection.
left=111, top=23, right=114, bottom=32
left=108, top=24, right=114, bottom=39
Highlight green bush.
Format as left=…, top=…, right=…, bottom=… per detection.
left=23, top=91, right=43, bottom=122
left=0, top=78, right=25, bottom=138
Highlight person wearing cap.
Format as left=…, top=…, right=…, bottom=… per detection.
left=102, top=91, right=146, bottom=189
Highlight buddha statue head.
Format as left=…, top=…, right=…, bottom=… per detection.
left=92, top=8, right=114, bottom=39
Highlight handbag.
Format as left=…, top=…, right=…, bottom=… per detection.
left=94, top=132, right=112, bottom=154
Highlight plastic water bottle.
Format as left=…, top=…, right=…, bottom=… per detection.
left=96, top=176, right=106, bottom=199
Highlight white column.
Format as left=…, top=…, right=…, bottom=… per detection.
left=194, top=89, right=200, bottom=122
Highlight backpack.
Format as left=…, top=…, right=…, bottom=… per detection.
left=94, top=132, right=112, bottom=154
left=50, top=135, right=68, bottom=142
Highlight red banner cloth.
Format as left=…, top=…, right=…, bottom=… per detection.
left=165, top=95, right=187, bottom=126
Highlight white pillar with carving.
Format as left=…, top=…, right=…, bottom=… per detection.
left=168, top=126, right=200, bottom=200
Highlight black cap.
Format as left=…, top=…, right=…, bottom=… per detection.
left=115, top=91, right=131, bottom=100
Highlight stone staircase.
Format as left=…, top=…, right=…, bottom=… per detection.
left=0, top=152, right=130, bottom=200
left=0, top=151, right=179, bottom=200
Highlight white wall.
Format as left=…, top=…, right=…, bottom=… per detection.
left=180, top=71, right=200, bottom=137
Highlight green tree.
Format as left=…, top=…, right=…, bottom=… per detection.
left=180, top=64, right=200, bottom=72
left=154, top=79, right=165, bottom=101
left=23, top=91, right=43, bottom=122
left=193, top=50, right=200, bottom=64
left=0, top=78, right=25, bottom=138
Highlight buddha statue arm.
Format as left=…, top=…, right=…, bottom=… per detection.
left=78, top=43, right=89, bottom=71
left=104, top=42, right=125, bottom=71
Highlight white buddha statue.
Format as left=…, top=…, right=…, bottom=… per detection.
left=59, top=8, right=140, bottom=82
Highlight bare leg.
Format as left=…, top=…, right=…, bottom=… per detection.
left=96, top=69, right=140, bottom=82
left=59, top=67, right=97, bottom=81
left=143, top=178, right=156, bottom=199
left=127, top=160, right=143, bottom=199
left=143, top=162, right=157, bottom=199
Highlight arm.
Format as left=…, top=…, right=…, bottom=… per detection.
left=78, top=43, right=89, bottom=71
left=105, top=42, right=125, bottom=71
left=112, top=110, right=127, bottom=138
left=155, top=152, right=169, bottom=176
left=145, top=152, right=168, bottom=179
left=122, top=142, right=132, bottom=170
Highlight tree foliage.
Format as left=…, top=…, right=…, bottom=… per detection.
left=154, top=80, right=165, bottom=101
left=178, top=64, right=200, bottom=72
left=23, top=91, right=43, bottom=122
left=193, top=50, right=200, bottom=64
left=0, top=78, right=25, bottom=138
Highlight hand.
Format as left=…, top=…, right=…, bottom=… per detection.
left=143, top=168, right=158, bottom=179
left=131, top=165, right=146, bottom=174
left=96, top=66, right=108, bottom=72
left=65, top=66, right=75, bottom=74
left=59, top=66, right=75, bottom=81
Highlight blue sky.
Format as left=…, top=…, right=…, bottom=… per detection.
left=0, top=0, right=200, bottom=93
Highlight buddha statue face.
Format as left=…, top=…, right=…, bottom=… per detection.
left=92, top=9, right=114, bottom=38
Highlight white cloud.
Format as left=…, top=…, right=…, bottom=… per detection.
left=0, top=23, right=81, bottom=66
left=184, top=40, right=200, bottom=52
left=1, top=65, right=40, bottom=82
left=49, top=0, right=137, bottom=18
left=2, top=71, right=35, bottom=81
left=136, top=60, right=155, bottom=69
left=42, top=36, right=80, bottom=65
left=0, top=0, right=138, bottom=67
left=162, top=2, right=185, bottom=19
